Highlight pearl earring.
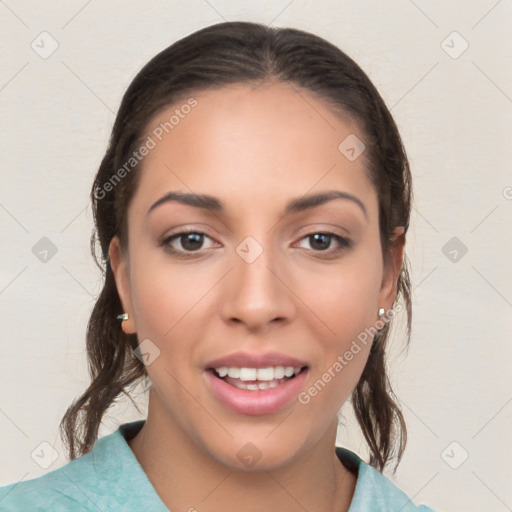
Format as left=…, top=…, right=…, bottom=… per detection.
left=378, top=308, right=386, bottom=318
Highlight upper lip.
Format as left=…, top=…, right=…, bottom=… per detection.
left=205, top=351, right=309, bottom=370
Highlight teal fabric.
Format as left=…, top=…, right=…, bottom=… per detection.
left=0, top=420, right=437, bottom=511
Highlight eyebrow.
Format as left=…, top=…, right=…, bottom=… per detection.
left=147, top=190, right=367, bottom=220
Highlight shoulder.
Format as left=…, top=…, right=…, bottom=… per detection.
left=0, top=448, right=100, bottom=511
left=0, top=421, right=165, bottom=512
left=336, top=447, right=438, bottom=512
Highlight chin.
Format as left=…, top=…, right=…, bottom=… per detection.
left=200, top=425, right=318, bottom=473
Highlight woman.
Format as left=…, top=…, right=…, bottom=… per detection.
left=0, top=21, right=437, bottom=511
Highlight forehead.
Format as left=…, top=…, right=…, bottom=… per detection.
left=131, top=82, right=376, bottom=217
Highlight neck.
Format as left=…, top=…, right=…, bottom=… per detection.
left=129, top=394, right=356, bottom=512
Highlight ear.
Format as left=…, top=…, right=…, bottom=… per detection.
left=378, top=227, right=405, bottom=316
left=109, top=236, right=137, bottom=335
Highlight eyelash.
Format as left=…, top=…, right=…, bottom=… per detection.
left=160, top=229, right=352, bottom=259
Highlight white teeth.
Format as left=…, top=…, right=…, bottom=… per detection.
left=239, top=368, right=257, bottom=381
left=273, top=366, right=285, bottom=379
left=256, top=367, right=274, bottom=381
left=214, top=365, right=303, bottom=382
left=227, top=367, right=240, bottom=378
left=217, top=367, right=229, bottom=378
left=228, top=378, right=296, bottom=390
left=284, top=366, right=295, bottom=377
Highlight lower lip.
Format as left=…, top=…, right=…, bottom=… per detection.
left=204, top=369, right=308, bottom=416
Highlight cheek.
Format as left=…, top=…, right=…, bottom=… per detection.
left=308, top=252, right=384, bottom=338
left=294, top=251, right=383, bottom=410
left=128, top=251, right=214, bottom=341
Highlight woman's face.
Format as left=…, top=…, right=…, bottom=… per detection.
left=110, top=82, right=402, bottom=470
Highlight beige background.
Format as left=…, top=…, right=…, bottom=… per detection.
left=1, top=1, right=511, bottom=511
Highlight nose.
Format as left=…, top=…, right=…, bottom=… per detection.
left=220, top=240, right=296, bottom=333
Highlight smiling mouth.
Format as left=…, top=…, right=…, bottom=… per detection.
left=209, top=365, right=308, bottom=390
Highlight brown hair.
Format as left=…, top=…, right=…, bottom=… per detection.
left=60, top=21, right=412, bottom=472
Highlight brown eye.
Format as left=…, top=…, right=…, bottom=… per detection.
left=176, top=232, right=204, bottom=251
left=161, top=230, right=219, bottom=258
left=296, top=232, right=351, bottom=254
left=309, top=233, right=332, bottom=251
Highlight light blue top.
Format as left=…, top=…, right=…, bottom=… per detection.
left=0, top=420, right=437, bottom=511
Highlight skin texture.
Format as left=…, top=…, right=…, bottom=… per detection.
left=109, top=81, right=404, bottom=512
